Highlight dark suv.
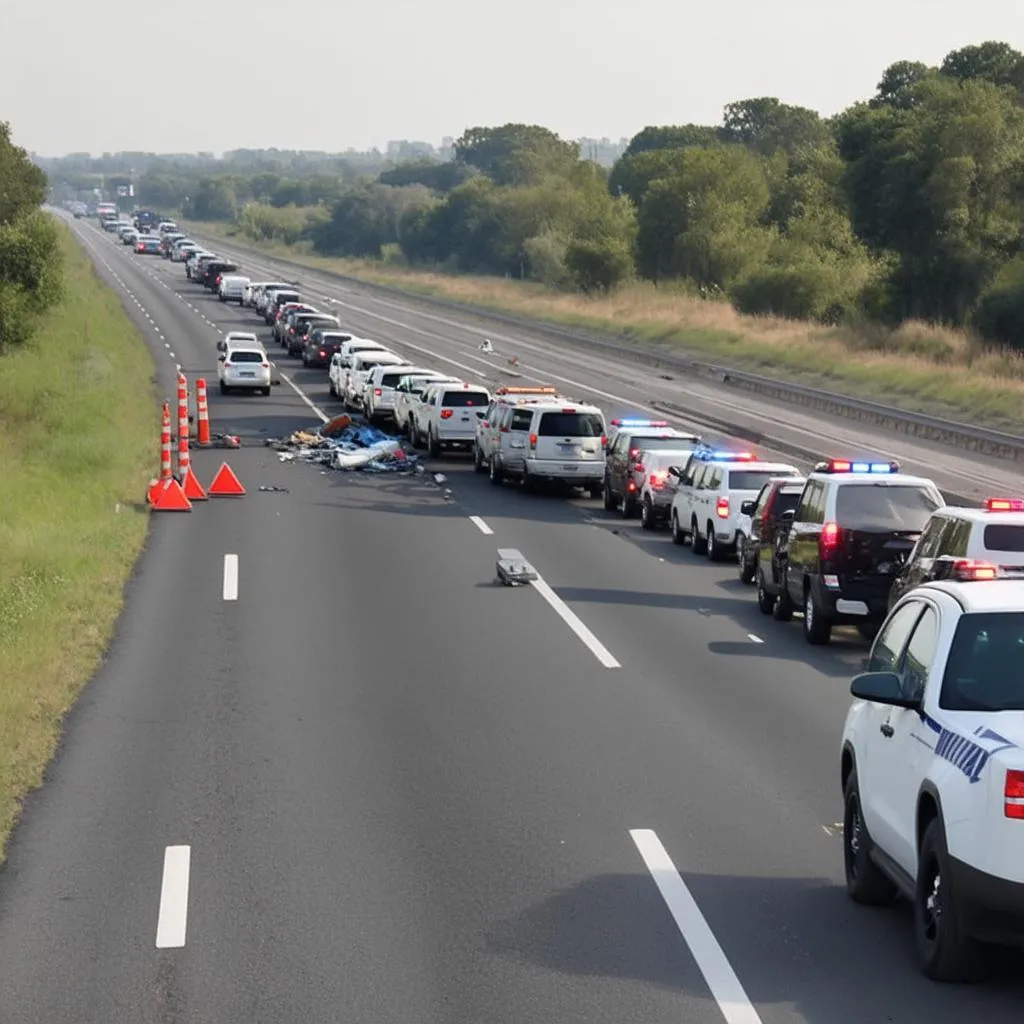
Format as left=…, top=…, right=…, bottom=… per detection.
left=302, top=329, right=355, bottom=368
left=285, top=313, right=341, bottom=356
left=603, top=419, right=701, bottom=517
left=759, top=458, right=944, bottom=645
left=739, top=475, right=806, bottom=584
left=201, top=261, right=239, bottom=291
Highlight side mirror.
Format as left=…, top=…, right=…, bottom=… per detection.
left=668, top=466, right=681, bottom=478
left=849, top=671, right=918, bottom=709
left=216, top=340, right=226, bottom=352
left=780, top=508, right=796, bottom=520
left=475, top=409, right=486, bottom=418
left=217, top=354, right=226, bottom=362
left=740, top=500, right=756, bottom=516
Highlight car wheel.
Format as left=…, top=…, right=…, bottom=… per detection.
left=489, top=455, right=504, bottom=486
left=706, top=522, right=722, bottom=561
left=621, top=492, right=636, bottom=518
left=756, top=568, right=775, bottom=614
left=219, top=382, right=228, bottom=395
left=690, top=517, right=707, bottom=555
left=603, top=479, right=616, bottom=512
left=773, top=574, right=794, bottom=621
left=427, top=429, right=440, bottom=458
left=803, top=587, right=832, bottom=645
left=914, top=819, right=986, bottom=982
left=738, top=541, right=756, bottom=583
left=329, top=381, right=337, bottom=397
left=671, top=511, right=685, bottom=546
left=857, top=622, right=881, bottom=641
left=843, top=771, right=898, bottom=906
left=261, top=387, right=271, bottom=396
left=641, top=497, right=655, bottom=531
left=587, top=481, right=602, bottom=499
left=473, top=444, right=486, bottom=474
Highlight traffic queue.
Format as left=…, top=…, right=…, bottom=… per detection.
left=115, top=219, right=1024, bottom=983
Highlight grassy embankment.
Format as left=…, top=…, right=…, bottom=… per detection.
left=0, top=223, right=155, bottom=860
left=190, top=219, right=1024, bottom=433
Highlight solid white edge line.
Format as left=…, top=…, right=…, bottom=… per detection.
left=629, top=829, right=763, bottom=1024
left=280, top=372, right=329, bottom=422
left=529, top=575, right=620, bottom=669
left=469, top=515, right=494, bottom=536
left=747, top=633, right=764, bottom=644
left=155, top=845, right=191, bottom=949
left=223, top=554, right=239, bottom=601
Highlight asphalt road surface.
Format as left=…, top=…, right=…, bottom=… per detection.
left=0, top=214, right=1021, bottom=1024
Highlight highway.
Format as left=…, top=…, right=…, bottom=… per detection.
left=0, top=214, right=1021, bottom=1023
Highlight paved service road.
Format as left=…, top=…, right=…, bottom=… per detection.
left=0, top=215, right=1021, bottom=1024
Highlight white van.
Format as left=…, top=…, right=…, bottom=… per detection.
left=218, top=275, right=250, bottom=304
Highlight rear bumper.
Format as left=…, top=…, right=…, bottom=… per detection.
left=811, top=576, right=893, bottom=621
left=224, top=374, right=270, bottom=389
left=951, top=856, right=1024, bottom=947
left=526, top=457, right=604, bottom=481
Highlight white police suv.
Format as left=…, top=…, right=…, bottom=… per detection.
left=841, top=576, right=1024, bottom=980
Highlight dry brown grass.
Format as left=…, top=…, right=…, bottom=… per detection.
left=191, top=221, right=1024, bottom=432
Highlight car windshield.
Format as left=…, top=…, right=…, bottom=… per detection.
left=729, top=469, right=799, bottom=490
left=230, top=351, right=264, bottom=363
left=631, top=436, right=696, bottom=452
left=443, top=391, right=489, bottom=407
left=537, top=412, right=605, bottom=437
left=835, top=484, right=943, bottom=531
left=940, top=612, right=1024, bottom=711
left=380, top=373, right=410, bottom=388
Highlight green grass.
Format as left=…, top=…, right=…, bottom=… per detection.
left=190, top=219, right=1024, bottom=433
left=0, top=223, right=156, bottom=860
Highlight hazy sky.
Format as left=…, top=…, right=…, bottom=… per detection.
left=3, top=0, right=1021, bottom=156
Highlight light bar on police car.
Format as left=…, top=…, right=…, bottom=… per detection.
left=495, top=386, right=559, bottom=395
left=815, top=458, right=900, bottom=474
left=985, top=498, right=1024, bottom=512
left=610, top=418, right=670, bottom=428
left=694, top=449, right=755, bottom=461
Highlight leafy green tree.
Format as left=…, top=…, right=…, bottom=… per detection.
left=871, top=61, right=932, bottom=109
left=721, top=98, right=831, bottom=155
left=0, top=122, right=47, bottom=224
left=973, top=256, right=1024, bottom=348
left=622, top=124, right=722, bottom=159
left=608, top=148, right=691, bottom=206
left=940, top=42, right=1024, bottom=90
left=379, top=160, right=477, bottom=192
left=454, top=124, right=580, bottom=186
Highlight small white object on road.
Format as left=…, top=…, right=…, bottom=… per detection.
left=155, top=845, right=191, bottom=949
left=747, top=633, right=764, bottom=644
left=223, top=554, right=239, bottom=601
left=630, top=829, right=763, bottom=1024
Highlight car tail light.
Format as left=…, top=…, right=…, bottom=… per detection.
left=319, top=350, right=326, bottom=358
left=950, top=558, right=998, bottom=581
left=601, top=434, right=608, bottom=448
left=440, top=409, right=453, bottom=419
left=649, top=471, right=667, bottom=489
left=261, top=361, right=270, bottom=368
left=374, top=388, right=382, bottom=397
left=216, top=275, right=222, bottom=285
left=820, top=521, right=841, bottom=559
left=628, top=480, right=637, bottom=492
left=629, top=447, right=640, bottom=460
left=1005, top=770, right=1024, bottom=818
left=716, top=496, right=730, bottom=519
left=223, top=361, right=232, bottom=368
left=289, top=327, right=295, bottom=334
left=529, top=432, right=538, bottom=449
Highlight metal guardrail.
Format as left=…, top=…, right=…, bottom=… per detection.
left=195, top=229, right=1024, bottom=465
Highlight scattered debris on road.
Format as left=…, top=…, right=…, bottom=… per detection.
left=263, top=415, right=420, bottom=474
left=258, top=485, right=290, bottom=493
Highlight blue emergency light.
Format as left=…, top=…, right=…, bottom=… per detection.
left=694, top=448, right=755, bottom=462
left=816, top=458, right=900, bottom=474
left=610, top=418, right=670, bottom=428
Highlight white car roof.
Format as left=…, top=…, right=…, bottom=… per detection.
left=525, top=399, right=602, bottom=414
left=916, top=580, right=1024, bottom=614
left=225, top=331, right=259, bottom=342
left=354, top=352, right=408, bottom=366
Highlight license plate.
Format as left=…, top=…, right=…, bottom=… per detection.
left=559, top=443, right=577, bottom=450
left=562, top=464, right=578, bottom=471
left=238, top=371, right=255, bottom=377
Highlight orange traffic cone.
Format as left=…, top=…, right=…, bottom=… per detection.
left=151, top=477, right=193, bottom=512
left=208, top=462, right=245, bottom=497
left=182, top=467, right=208, bottom=500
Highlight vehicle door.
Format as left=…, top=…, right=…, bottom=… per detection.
left=785, top=479, right=827, bottom=603
left=858, top=598, right=937, bottom=875
left=438, top=388, right=489, bottom=439
left=890, top=514, right=950, bottom=605
left=532, top=410, right=605, bottom=467
left=671, top=456, right=701, bottom=525
left=607, top=432, right=631, bottom=493
left=499, top=406, right=534, bottom=472
left=477, top=400, right=501, bottom=455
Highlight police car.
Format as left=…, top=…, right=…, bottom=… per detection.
left=888, top=498, right=1024, bottom=608
left=602, top=419, right=701, bottom=517
left=841, top=576, right=1024, bottom=980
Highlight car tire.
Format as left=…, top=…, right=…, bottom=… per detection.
left=857, top=622, right=881, bottom=641
left=773, top=577, right=794, bottom=621
left=843, top=771, right=898, bottom=906
left=621, top=493, right=636, bottom=518
left=261, top=387, right=271, bottom=396
left=427, top=429, right=440, bottom=458
left=587, top=481, right=602, bottom=499
left=641, top=497, right=655, bottom=531
left=914, top=818, right=986, bottom=982
left=738, top=541, right=756, bottom=584
left=603, top=479, right=616, bottom=512
left=473, top=444, right=486, bottom=474
left=329, top=381, right=337, bottom=397
left=706, top=522, right=722, bottom=562
left=489, top=455, right=504, bottom=486
left=219, top=382, right=228, bottom=395
left=803, top=587, right=832, bottom=645
left=756, top=568, right=775, bottom=614
left=671, top=511, right=686, bottom=546
left=691, top=517, right=707, bottom=555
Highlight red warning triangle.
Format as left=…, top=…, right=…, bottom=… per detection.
left=182, top=467, right=208, bottom=500
left=152, top=477, right=193, bottom=512
left=208, top=462, right=245, bottom=497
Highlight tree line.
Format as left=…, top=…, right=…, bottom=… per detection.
left=0, top=123, right=63, bottom=351
left=40, top=40, right=1024, bottom=347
